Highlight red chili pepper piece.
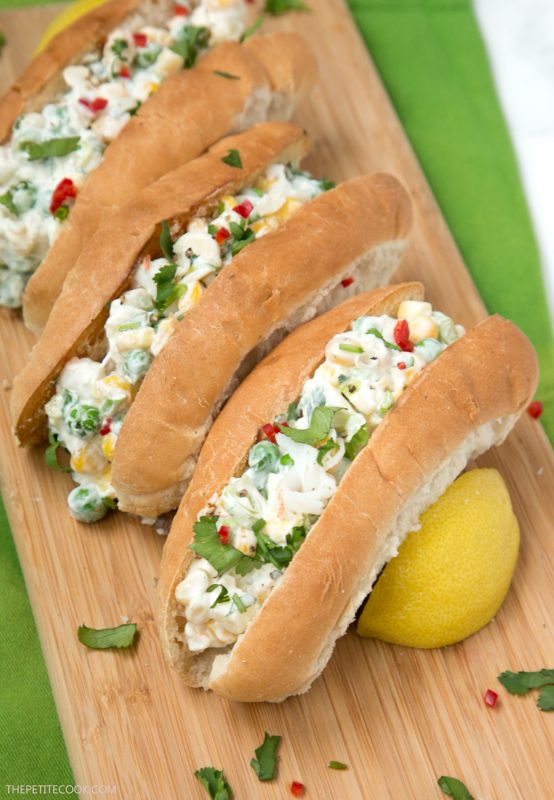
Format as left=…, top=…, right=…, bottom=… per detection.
left=99, top=419, right=112, bottom=436
left=119, top=66, right=131, bottom=78
left=217, top=525, right=230, bottom=546
left=528, top=400, right=543, bottom=419
left=215, top=227, right=230, bottom=244
left=341, top=277, right=354, bottom=288
left=397, top=362, right=406, bottom=370
left=174, top=3, right=189, bottom=14
left=49, top=178, right=77, bottom=215
left=260, top=423, right=277, bottom=443
left=291, top=782, right=304, bottom=797
left=232, top=199, right=253, bottom=219
left=133, top=32, right=148, bottom=47
left=79, top=97, right=108, bottom=113
left=393, top=319, right=414, bottom=352
left=484, top=689, right=498, bottom=708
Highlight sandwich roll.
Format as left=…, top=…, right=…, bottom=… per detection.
left=12, top=121, right=411, bottom=523
left=159, top=283, right=538, bottom=702
left=0, top=0, right=315, bottom=323
left=1, top=0, right=252, bottom=315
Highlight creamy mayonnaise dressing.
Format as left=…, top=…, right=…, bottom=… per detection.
left=0, top=0, right=247, bottom=308
left=175, top=301, right=465, bottom=652
left=45, top=163, right=328, bottom=522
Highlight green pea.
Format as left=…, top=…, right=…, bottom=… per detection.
left=67, top=486, right=108, bottom=523
left=122, top=349, right=152, bottom=383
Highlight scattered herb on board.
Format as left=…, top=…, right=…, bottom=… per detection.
left=195, top=767, right=233, bottom=800
left=279, top=405, right=339, bottom=446
left=437, top=776, right=474, bottom=800
left=77, top=623, right=137, bottom=650
left=0, top=32, right=6, bottom=56
left=221, top=148, right=243, bottom=168
left=265, top=0, right=310, bottom=14
left=328, top=761, right=348, bottom=770
left=250, top=732, right=281, bottom=781
left=498, top=668, right=554, bottom=711
left=19, top=137, right=80, bottom=161
left=213, top=70, right=240, bottom=80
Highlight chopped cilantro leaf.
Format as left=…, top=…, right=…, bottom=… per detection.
left=345, top=424, right=369, bottom=460
left=195, top=766, right=233, bottom=800
left=279, top=406, right=339, bottom=447
left=171, top=25, right=210, bottom=69
left=45, top=430, right=70, bottom=473
left=498, top=668, right=554, bottom=694
left=77, top=623, right=137, bottom=650
left=437, top=776, right=474, bottom=800
left=153, top=262, right=178, bottom=312
left=111, top=39, right=129, bottom=59
left=250, top=732, right=281, bottom=781
left=20, top=137, right=80, bottom=161
left=221, top=148, right=242, bottom=168
left=159, top=219, right=175, bottom=261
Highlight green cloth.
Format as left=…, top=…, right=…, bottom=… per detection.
left=0, top=0, right=552, bottom=789
left=347, top=0, right=553, bottom=440
left=0, top=497, right=75, bottom=792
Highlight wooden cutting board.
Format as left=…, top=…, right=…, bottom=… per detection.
left=1, top=3, right=553, bottom=798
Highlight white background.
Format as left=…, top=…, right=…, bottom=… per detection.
left=474, top=0, right=554, bottom=320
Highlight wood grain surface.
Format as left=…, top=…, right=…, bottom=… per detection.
left=1, top=3, right=553, bottom=799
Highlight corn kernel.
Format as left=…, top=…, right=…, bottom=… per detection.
left=101, top=434, right=116, bottom=462
left=409, top=316, right=438, bottom=343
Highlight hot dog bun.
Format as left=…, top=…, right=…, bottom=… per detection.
left=21, top=32, right=317, bottom=332
left=159, top=283, right=538, bottom=702
left=111, top=172, right=412, bottom=516
left=12, top=121, right=311, bottom=446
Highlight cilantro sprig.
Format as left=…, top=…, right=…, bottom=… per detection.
left=77, top=623, right=137, bottom=650
left=437, top=776, right=474, bottom=800
left=498, top=668, right=554, bottom=711
left=20, top=137, right=80, bottom=161
left=195, top=767, right=233, bottom=800
left=0, top=188, right=18, bottom=216
left=250, top=732, right=281, bottom=781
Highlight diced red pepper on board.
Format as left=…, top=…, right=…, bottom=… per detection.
left=484, top=689, right=498, bottom=708
left=528, top=400, right=543, bottom=419
left=341, top=277, right=354, bottom=288
left=291, top=782, right=304, bottom=797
